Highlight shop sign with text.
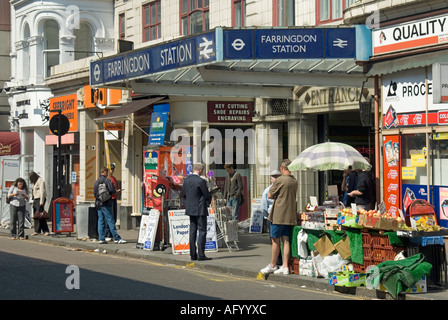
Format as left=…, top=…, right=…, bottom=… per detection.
left=207, top=101, right=254, bottom=123
left=373, top=13, right=448, bottom=55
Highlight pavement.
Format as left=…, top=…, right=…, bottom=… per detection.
left=1, top=222, right=448, bottom=300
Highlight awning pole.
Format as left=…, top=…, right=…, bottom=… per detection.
left=374, top=75, right=380, bottom=206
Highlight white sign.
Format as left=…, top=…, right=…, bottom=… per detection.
left=432, top=63, right=448, bottom=104
left=250, top=198, right=263, bottom=233
left=382, top=68, right=435, bottom=115
left=168, top=210, right=218, bottom=255
left=373, top=14, right=448, bottom=55
left=137, top=210, right=160, bottom=251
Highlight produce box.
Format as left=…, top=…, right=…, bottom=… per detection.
left=358, top=214, right=399, bottom=231
left=337, top=213, right=362, bottom=228
left=329, top=271, right=366, bottom=287
left=379, top=275, right=427, bottom=294
left=405, top=275, right=427, bottom=294
left=299, top=257, right=316, bottom=277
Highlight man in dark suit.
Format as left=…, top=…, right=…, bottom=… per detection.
left=182, top=163, right=212, bottom=261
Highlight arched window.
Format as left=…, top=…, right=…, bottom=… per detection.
left=74, top=22, right=93, bottom=60
left=180, top=0, right=209, bottom=36
left=43, top=20, right=60, bottom=78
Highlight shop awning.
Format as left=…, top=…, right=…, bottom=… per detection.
left=94, top=97, right=165, bottom=122
left=366, top=50, right=448, bottom=77
left=0, top=132, right=20, bottom=156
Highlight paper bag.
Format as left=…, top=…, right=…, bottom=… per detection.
left=334, top=236, right=351, bottom=260
left=313, top=234, right=335, bottom=258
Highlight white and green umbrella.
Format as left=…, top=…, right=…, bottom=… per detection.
left=288, top=142, right=372, bottom=171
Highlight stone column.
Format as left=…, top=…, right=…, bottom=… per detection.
left=27, top=36, right=44, bottom=84
left=288, top=115, right=318, bottom=211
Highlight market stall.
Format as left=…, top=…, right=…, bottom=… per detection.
left=290, top=199, right=448, bottom=299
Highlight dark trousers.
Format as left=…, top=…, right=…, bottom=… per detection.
left=189, top=215, right=207, bottom=259
left=33, top=198, right=49, bottom=234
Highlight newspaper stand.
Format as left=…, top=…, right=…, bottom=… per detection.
left=52, top=197, right=74, bottom=236
left=213, top=199, right=239, bottom=251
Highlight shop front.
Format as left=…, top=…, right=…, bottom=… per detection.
left=90, top=25, right=371, bottom=226
left=368, top=11, right=448, bottom=227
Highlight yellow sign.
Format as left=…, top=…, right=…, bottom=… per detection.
left=434, top=133, right=448, bottom=140
left=411, top=154, right=426, bottom=167
left=402, top=167, right=416, bottom=180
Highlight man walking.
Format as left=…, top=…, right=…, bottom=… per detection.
left=182, top=163, right=212, bottom=261
left=94, top=167, right=126, bottom=244
left=260, top=159, right=298, bottom=275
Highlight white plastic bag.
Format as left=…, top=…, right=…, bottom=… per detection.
left=297, top=229, right=308, bottom=259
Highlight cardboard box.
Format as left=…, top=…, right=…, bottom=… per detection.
left=358, top=214, right=399, bottom=231
left=337, top=213, right=362, bottom=228
left=405, top=275, right=427, bottom=294
left=329, top=271, right=366, bottom=287
left=379, top=275, right=427, bottom=294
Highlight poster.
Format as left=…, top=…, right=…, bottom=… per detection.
left=439, top=187, right=448, bottom=221
left=136, top=209, right=160, bottom=250
left=249, top=198, right=263, bottom=233
left=382, top=135, right=401, bottom=217
left=168, top=209, right=218, bottom=255
left=52, top=198, right=74, bottom=233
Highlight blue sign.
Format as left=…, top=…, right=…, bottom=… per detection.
left=255, top=29, right=325, bottom=59
left=148, top=112, right=168, bottom=145
left=223, top=28, right=356, bottom=60
left=91, top=27, right=362, bottom=86
left=325, top=28, right=356, bottom=59
left=90, top=31, right=217, bottom=86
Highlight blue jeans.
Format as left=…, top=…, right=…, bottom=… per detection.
left=227, top=197, right=241, bottom=221
left=97, top=206, right=121, bottom=242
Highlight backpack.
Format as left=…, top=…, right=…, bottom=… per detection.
left=98, top=182, right=111, bottom=202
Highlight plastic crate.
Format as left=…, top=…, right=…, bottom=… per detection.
left=352, top=259, right=375, bottom=273
left=288, top=258, right=300, bottom=275
left=362, top=233, right=373, bottom=246
left=409, top=236, right=444, bottom=247
left=372, top=234, right=391, bottom=248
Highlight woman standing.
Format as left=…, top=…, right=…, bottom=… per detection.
left=8, top=178, right=29, bottom=240
left=29, top=171, right=50, bottom=236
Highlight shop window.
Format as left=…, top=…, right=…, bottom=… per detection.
left=74, top=23, right=93, bottom=60
left=317, top=0, right=354, bottom=25
left=43, top=20, right=60, bottom=78
left=232, top=0, right=246, bottom=27
left=401, top=134, right=428, bottom=186
left=180, top=0, right=209, bottom=36
left=143, top=1, right=161, bottom=42
left=273, top=0, right=295, bottom=27
left=431, top=134, right=448, bottom=187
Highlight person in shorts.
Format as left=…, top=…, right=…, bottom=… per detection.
left=260, top=159, right=298, bottom=275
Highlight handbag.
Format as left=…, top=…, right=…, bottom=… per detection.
left=34, top=209, right=49, bottom=220
left=6, top=195, right=10, bottom=204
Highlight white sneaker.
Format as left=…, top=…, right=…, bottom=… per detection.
left=274, top=266, right=289, bottom=275
left=114, top=239, right=127, bottom=244
left=260, top=264, right=278, bottom=274
left=105, top=237, right=112, bottom=242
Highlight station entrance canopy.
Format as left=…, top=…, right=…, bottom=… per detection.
left=90, top=26, right=372, bottom=99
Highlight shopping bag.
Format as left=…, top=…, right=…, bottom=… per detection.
left=313, top=234, right=335, bottom=258
left=334, top=236, right=351, bottom=260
